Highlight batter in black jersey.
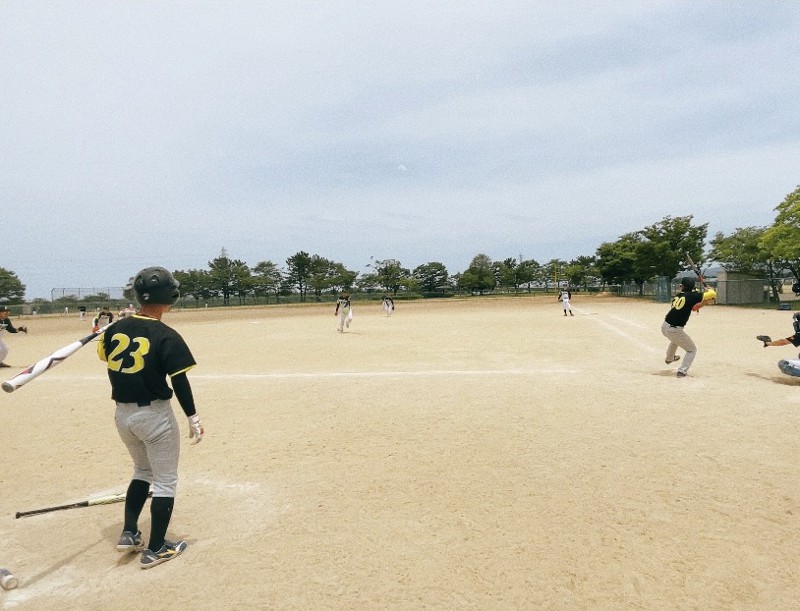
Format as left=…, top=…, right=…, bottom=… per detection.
left=101, top=315, right=196, bottom=404
left=97, top=266, right=204, bottom=570
left=661, top=276, right=706, bottom=378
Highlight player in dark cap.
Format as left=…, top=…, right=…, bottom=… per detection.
left=98, top=266, right=204, bottom=569
left=661, top=276, right=706, bottom=378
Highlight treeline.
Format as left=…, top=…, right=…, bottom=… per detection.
left=170, top=214, right=709, bottom=305
left=1, top=185, right=798, bottom=305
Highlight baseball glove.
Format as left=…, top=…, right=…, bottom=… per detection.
left=18, top=325, right=27, bottom=333
left=756, top=335, right=771, bottom=347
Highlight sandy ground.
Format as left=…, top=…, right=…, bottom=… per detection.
left=1, top=295, right=799, bottom=610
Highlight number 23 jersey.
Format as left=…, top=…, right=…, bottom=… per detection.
left=97, top=314, right=196, bottom=404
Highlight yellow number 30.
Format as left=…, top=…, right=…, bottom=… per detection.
left=107, top=333, right=151, bottom=374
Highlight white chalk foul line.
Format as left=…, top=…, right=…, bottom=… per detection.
left=19, top=368, right=581, bottom=384
left=605, top=313, right=650, bottom=330
left=589, top=315, right=658, bottom=354
left=195, top=369, right=580, bottom=379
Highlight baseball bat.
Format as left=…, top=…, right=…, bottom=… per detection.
left=15, top=490, right=152, bottom=519
left=1, top=323, right=113, bottom=393
left=684, top=253, right=706, bottom=289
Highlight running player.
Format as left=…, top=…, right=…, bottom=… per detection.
left=382, top=295, right=394, bottom=316
left=335, top=291, right=352, bottom=332
left=98, top=266, right=204, bottom=569
left=662, top=277, right=706, bottom=377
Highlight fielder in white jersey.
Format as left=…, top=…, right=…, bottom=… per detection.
left=335, top=292, right=352, bottom=332
left=558, top=289, right=574, bottom=316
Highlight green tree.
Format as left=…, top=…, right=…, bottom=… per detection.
left=596, top=215, right=708, bottom=294
left=306, top=255, right=332, bottom=301
left=412, top=262, right=449, bottom=294
left=709, top=226, right=769, bottom=274
left=326, top=262, right=358, bottom=294
left=173, top=269, right=214, bottom=305
left=760, top=185, right=800, bottom=283
left=251, top=261, right=284, bottom=303
left=564, top=256, right=598, bottom=291
left=515, top=259, right=540, bottom=292
left=0, top=267, right=26, bottom=304
left=710, top=226, right=783, bottom=300
left=638, top=215, right=708, bottom=283
left=595, top=233, right=640, bottom=286
left=208, top=249, right=251, bottom=305
left=492, top=258, right=518, bottom=292
left=457, top=254, right=495, bottom=294
left=543, top=258, right=566, bottom=291
left=285, top=251, right=313, bottom=302
left=369, top=258, right=410, bottom=295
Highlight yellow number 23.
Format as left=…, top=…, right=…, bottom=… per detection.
left=106, top=333, right=151, bottom=374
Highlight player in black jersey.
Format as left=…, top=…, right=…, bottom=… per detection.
left=0, top=306, right=27, bottom=367
left=661, top=276, right=706, bottom=378
left=98, top=266, right=204, bottom=569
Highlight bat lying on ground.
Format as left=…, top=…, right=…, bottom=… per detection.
left=2, top=323, right=113, bottom=393
left=16, top=491, right=152, bottom=519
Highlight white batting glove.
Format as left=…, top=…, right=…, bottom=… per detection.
left=188, top=414, right=204, bottom=444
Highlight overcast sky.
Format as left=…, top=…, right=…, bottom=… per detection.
left=2, top=1, right=799, bottom=299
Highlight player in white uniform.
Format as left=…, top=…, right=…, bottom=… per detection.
left=335, top=292, right=352, bottom=332
left=558, top=289, right=573, bottom=316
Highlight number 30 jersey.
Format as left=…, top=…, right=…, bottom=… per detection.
left=98, top=314, right=196, bottom=404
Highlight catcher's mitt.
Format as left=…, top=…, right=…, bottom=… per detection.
left=756, top=335, right=771, bottom=347
left=18, top=325, right=27, bottom=333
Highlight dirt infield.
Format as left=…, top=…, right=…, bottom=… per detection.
left=1, top=296, right=799, bottom=610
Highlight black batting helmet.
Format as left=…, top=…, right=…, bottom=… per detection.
left=132, top=266, right=180, bottom=305
left=680, top=277, right=696, bottom=291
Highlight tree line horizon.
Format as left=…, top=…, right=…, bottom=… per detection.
left=2, top=186, right=798, bottom=306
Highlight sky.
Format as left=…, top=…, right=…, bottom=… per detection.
left=2, top=1, right=799, bottom=300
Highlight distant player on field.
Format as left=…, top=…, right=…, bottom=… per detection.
left=335, top=291, right=352, bottom=332
left=92, top=307, right=115, bottom=333
left=558, top=288, right=573, bottom=316
left=382, top=295, right=394, bottom=316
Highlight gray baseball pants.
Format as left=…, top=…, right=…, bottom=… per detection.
left=115, top=399, right=180, bottom=497
left=661, top=321, right=697, bottom=374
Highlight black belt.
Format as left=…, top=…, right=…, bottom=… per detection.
left=668, top=325, right=683, bottom=329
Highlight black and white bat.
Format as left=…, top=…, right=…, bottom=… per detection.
left=684, top=253, right=706, bottom=289
left=15, top=490, right=151, bottom=519
left=2, top=323, right=113, bottom=393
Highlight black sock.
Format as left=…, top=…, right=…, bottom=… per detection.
left=123, top=479, right=151, bottom=533
left=148, top=496, right=175, bottom=551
